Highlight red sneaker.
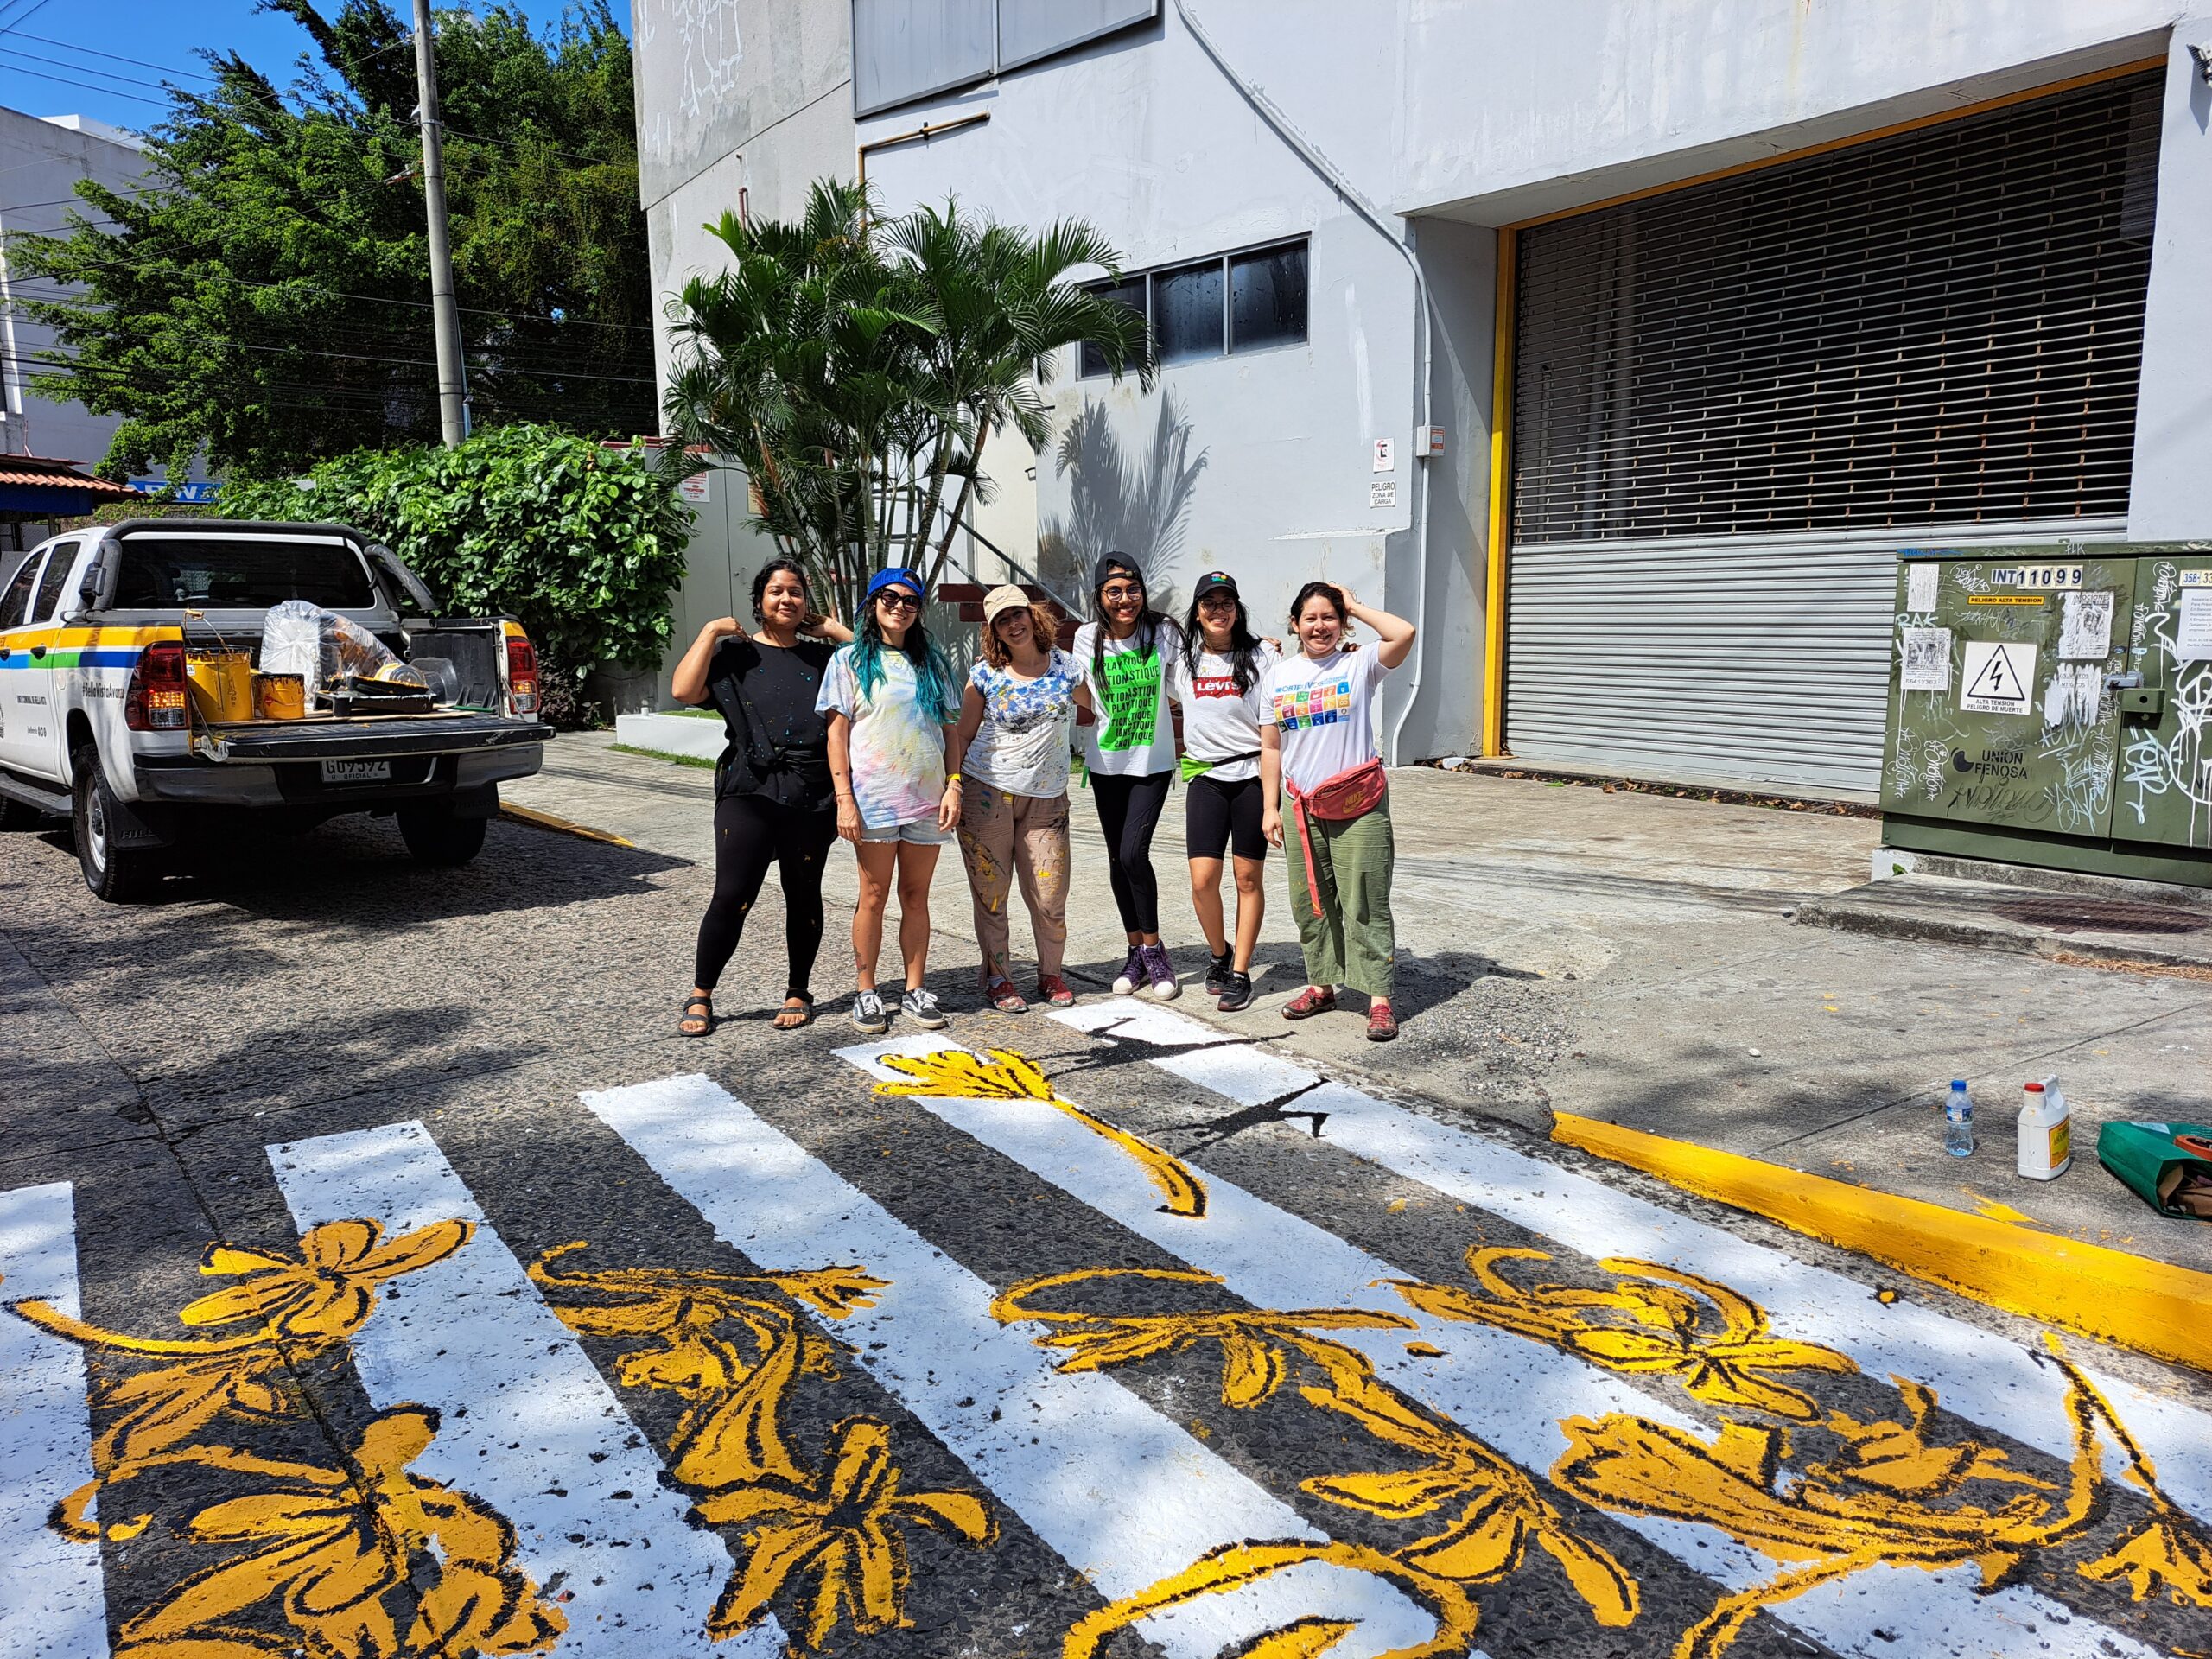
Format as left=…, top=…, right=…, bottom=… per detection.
left=982, top=971, right=1027, bottom=1013
left=1366, top=1001, right=1400, bottom=1042
left=1283, top=985, right=1337, bottom=1020
left=1038, top=974, right=1077, bottom=1007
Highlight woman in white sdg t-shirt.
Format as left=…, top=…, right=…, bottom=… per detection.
left=1259, top=580, right=1417, bottom=1042
left=1166, top=569, right=1277, bottom=1013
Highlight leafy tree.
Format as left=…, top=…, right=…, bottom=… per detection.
left=10, top=1, right=652, bottom=482
left=219, top=424, right=690, bottom=716
left=662, top=180, right=1152, bottom=618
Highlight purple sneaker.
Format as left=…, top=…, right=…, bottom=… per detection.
left=1140, top=943, right=1181, bottom=1001
left=1112, top=946, right=1145, bottom=996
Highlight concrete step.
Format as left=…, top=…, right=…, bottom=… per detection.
left=1874, top=845, right=2212, bottom=912
left=1796, top=871, right=2212, bottom=973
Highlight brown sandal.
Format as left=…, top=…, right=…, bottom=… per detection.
left=679, top=994, right=714, bottom=1038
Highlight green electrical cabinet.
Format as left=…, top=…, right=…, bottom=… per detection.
left=1879, top=543, right=2212, bottom=885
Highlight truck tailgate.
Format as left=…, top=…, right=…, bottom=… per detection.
left=203, top=715, right=553, bottom=761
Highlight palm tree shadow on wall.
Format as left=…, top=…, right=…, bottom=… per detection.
left=1038, top=393, right=1207, bottom=607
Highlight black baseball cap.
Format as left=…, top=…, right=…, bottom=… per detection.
left=1192, top=569, right=1238, bottom=600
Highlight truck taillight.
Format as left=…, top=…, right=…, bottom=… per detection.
left=124, top=641, right=189, bottom=731
left=505, top=633, right=539, bottom=717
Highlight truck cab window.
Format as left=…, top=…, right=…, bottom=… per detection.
left=0, top=553, right=47, bottom=630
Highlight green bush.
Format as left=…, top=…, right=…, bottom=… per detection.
left=220, top=425, right=690, bottom=683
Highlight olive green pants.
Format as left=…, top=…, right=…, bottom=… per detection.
left=1286, top=792, right=1395, bottom=1001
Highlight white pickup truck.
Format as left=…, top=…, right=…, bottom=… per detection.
left=0, top=518, right=552, bottom=900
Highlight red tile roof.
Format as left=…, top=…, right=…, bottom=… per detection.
left=0, top=454, right=138, bottom=496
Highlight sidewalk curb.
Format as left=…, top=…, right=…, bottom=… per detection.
left=499, top=804, right=638, bottom=849
left=1553, top=1110, right=2212, bottom=1375
left=1793, top=895, right=2212, bottom=979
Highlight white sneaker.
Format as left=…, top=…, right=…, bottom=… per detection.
left=900, top=986, right=947, bottom=1029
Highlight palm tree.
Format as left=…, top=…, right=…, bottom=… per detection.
left=663, top=180, right=1152, bottom=615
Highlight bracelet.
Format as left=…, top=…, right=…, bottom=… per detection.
left=946, top=772, right=963, bottom=785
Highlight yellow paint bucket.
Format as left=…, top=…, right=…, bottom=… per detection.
left=186, top=651, right=253, bottom=724
left=254, top=672, right=307, bottom=721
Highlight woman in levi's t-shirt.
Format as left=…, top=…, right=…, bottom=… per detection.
left=1166, top=570, right=1278, bottom=1013
left=1259, top=581, right=1417, bottom=1042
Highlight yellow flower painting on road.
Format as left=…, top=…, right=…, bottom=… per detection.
left=996, top=1263, right=1638, bottom=1652
left=531, top=1241, right=998, bottom=1651
left=872, top=1046, right=1210, bottom=1217
left=6, top=1214, right=560, bottom=1659
left=1389, top=1245, right=1859, bottom=1420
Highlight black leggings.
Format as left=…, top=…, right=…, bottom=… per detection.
left=1090, top=769, right=1173, bottom=936
left=693, top=793, right=839, bottom=995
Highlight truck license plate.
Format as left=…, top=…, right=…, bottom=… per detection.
left=320, top=759, right=392, bottom=785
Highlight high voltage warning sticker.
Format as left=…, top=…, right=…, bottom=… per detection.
left=1960, top=639, right=2036, bottom=715
left=1968, top=595, right=2045, bottom=606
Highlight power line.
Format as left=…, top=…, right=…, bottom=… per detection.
left=0, top=0, right=61, bottom=42
left=1, top=44, right=174, bottom=92
left=3, top=226, right=658, bottom=333
left=7, top=30, right=220, bottom=84
left=0, top=57, right=170, bottom=107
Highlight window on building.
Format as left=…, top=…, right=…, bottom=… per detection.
left=855, top=0, right=1160, bottom=117
left=1152, top=260, right=1224, bottom=363
left=1230, top=244, right=1308, bottom=352
left=1079, top=238, right=1308, bottom=376
left=1078, top=276, right=1147, bottom=378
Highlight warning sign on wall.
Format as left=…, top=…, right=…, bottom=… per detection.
left=1959, top=639, right=2036, bottom=715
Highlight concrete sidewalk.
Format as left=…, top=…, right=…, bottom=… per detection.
left=509, top=734, right=2212, bottom=1278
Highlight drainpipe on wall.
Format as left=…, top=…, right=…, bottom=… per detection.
left=1173, top=0, right=1435, bottom=765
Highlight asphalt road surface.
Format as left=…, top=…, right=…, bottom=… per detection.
left=3, top=813, right=2207, bottom=1659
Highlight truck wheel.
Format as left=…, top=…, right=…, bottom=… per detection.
left=397, top=802, right=487, bottom=867
left=73, top=747, right=160, bottom=903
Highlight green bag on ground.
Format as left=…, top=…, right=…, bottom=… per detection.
left=2096, top=1121, right=2212, bottom=1218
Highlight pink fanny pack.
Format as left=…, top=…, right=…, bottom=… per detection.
left=1285, top=757, right=1387, bottom=899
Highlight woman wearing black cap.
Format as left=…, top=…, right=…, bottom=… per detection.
left=1072, top=552, right=1184, bottom=1000
left=1170, top=570, right=1278, bottom=1011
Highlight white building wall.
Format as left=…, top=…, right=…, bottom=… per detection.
left=635, top=1, right=2212, bottom=747
left=0, top=109, right=149, bottom=470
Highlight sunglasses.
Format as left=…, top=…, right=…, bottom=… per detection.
left=874, top=591, right=921, bottom=613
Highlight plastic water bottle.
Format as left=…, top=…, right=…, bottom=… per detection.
left=1944, top=1080, right=1974, bottom=1157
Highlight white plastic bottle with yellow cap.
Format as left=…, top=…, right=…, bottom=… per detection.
left=2017, top=1077, right=2071, bottom=1180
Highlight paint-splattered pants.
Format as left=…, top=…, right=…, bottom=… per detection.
left=957, top=783, right=1071, bottom=979
left=1287, top=792, right=1395, bottom=1001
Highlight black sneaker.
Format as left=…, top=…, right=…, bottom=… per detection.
left=1217, top=970, right=1253, bottom=1012
left=1204, top=951, right=1235, bottom=996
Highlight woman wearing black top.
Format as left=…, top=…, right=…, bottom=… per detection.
left=670, top=560, right=851, bottom=1036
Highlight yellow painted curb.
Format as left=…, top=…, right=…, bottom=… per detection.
left=1552, top=1111, right=2212, bottom=1376
left=499, top=804, right=636, bottom=849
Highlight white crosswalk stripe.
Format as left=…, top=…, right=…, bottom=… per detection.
left=579, top=1071, right=1457, bottom=1659
left=0, top=1182, right=107, bottom=1659
left=268, top=1121, right=757, bottom=1657
left=853, top=1027, right=2171, bottom=1659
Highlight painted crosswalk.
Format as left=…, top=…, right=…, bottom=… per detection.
left=267, top=1120, right=753, bottom=1657
left=1052, top=1002, right=2212, bottom=1511
left=4, top=1014, right=2209, bottom=1659
left=832, top=1031, right=2170, bottom=1659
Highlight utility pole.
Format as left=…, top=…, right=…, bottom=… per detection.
left=411, top=0, right=469, bottom=446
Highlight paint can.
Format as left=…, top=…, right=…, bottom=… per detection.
left=254, top=671, right=307, bottom=721
left=185, top=651, right=253, bottom=724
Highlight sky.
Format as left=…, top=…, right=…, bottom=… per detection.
left=0, top=0, right=624, bottom=137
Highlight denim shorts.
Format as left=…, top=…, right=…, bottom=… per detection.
left=860, top=817, right=953, bottom=846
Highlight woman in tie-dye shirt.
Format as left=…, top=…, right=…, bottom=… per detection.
left=818, top=568, right=965, bottom=1036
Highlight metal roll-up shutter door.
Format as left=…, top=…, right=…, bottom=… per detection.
left=1503, top=70, right=2161, bottom=796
